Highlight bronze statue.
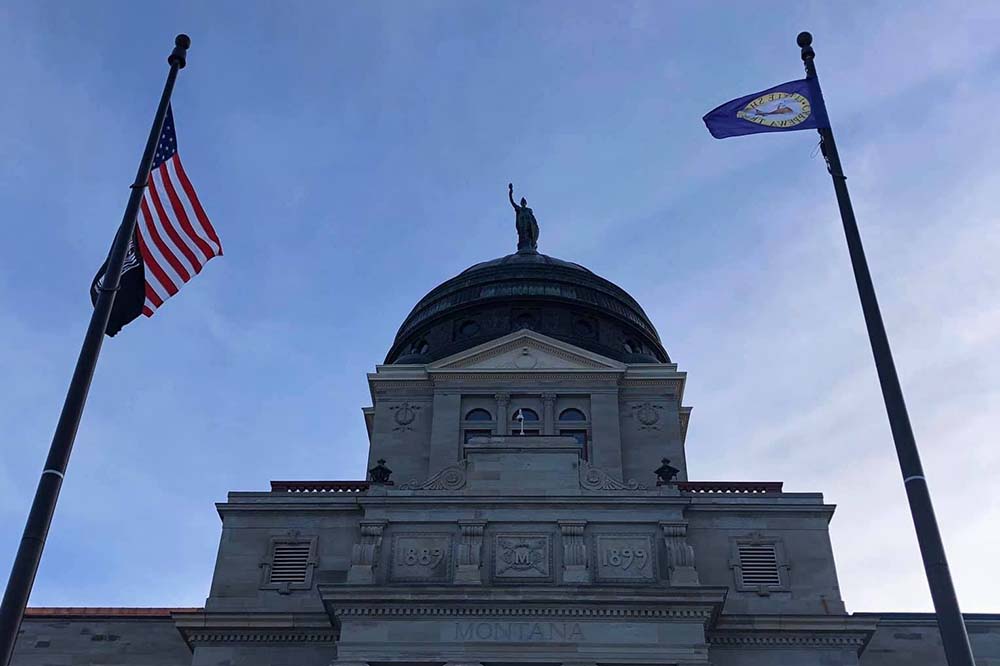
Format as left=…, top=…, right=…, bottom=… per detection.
left=508, top=183, right=539, bottom=252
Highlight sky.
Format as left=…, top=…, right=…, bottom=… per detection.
left=1, top=1, right=999, bottom=614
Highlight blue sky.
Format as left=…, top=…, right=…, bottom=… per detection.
left=1, top=1, right=998, bottom=613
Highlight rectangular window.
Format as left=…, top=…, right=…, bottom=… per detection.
left=736, top=544, right=781, bottom=586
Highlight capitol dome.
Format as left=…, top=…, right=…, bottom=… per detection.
left=386, top=247, right=668, bottom=365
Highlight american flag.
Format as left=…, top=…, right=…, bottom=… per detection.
left=136, top=104, right=222, bottom=316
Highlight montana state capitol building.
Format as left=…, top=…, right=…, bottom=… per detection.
left=12, top=202, right=1000, bottom=665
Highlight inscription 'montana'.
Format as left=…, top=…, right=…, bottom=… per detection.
left=455, top=622, right=584, bottom=642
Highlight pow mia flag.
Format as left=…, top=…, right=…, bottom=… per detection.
left=90, top=229, right=146, bottom=336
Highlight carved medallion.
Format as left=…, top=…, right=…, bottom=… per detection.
left=391, top=402, right=421, bottom=431
left=494, top=534, right=551, bottom=582
left=630, top=402, right=662, bottom=430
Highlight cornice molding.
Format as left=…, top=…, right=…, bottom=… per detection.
left=431, top=372, right=622, bottom=385
left=183, top=629, right=337, bottom=644
left=174, top=612, right=337, bottom=647
left=709, top=632, right=870, bottom=649
left=331, top=605, right=715, bottom=621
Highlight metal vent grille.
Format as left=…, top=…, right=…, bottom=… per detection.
left=268, top=543, right=311, bottom=583
left=737, top=544, right=780, bottom=586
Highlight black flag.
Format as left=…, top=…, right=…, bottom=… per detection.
left=90, top=229, right=146, bottom=336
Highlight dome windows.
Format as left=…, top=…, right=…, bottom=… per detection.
left=410, top=340, right=430, bottom=355
left=465, top=408, right=493, bottom=421
left=559, top=408, right=586, bottom=422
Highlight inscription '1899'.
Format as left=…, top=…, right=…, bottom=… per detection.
left=455, top=622, right=584, bottom=642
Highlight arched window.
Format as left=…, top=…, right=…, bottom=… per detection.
left=512, top=408, right=539, bottom=421
left=410, top=340, right=429, bottom=355
left=465, top=408, right=493, bottom=422
left=559, top=408, right=587, bottom=422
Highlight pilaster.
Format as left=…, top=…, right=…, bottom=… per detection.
left=542, top=392, right=557, bottom=435
left=494, top=392, right=510, bottom=435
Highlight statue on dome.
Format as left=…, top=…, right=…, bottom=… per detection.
left=508, top=183, right=539, bottom=252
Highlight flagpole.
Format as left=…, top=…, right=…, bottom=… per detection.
left=0, top=34, right=191, bottom=666
left=797, top=32, right=975, bottom=666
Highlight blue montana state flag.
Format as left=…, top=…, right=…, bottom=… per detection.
left=703, top=78, right=829, bottom=139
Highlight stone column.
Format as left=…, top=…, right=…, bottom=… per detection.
left=455, top=520, right=486, bottom=584
left=494, top=392, right=510, bottom=435
left=542, top=392, right=557, bottom=435
left=660, top=521, right=699, bottom=586
left=559, top=520, right=589, bottom=583
left=347, top=520, right=386, bottom=584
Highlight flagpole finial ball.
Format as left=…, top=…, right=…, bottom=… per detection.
left=175, top=34, right=192, bottom=49
left=797, top=32, right=812, bottom=48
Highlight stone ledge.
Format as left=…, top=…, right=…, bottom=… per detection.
left=173, top=611, right=336, bottom=648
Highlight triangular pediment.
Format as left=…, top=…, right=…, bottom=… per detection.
left=428, top=330, right=626, bottom=372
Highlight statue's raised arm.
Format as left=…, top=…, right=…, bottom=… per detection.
left=508, top=183, right=518, bottom=210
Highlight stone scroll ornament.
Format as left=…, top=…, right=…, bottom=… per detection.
left=399, top=462, right=467, bottom=491
left=578, top=460, right=646, bottom=491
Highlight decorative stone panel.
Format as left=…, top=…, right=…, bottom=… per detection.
left=593, top=534, right=656, bottom=583
left=493, top=534, right=552, bottom=583
left=390, top=534, right=453, bottom=582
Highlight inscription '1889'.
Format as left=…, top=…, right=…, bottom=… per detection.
left=455, top=622, right=584, bottom=642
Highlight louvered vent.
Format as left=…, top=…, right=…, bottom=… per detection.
left=737, top=544, right=781, bottom=586
left=268, top=543, right=311, bottom=583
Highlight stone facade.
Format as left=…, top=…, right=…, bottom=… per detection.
left=12, top=253, right=1000, bottom=666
